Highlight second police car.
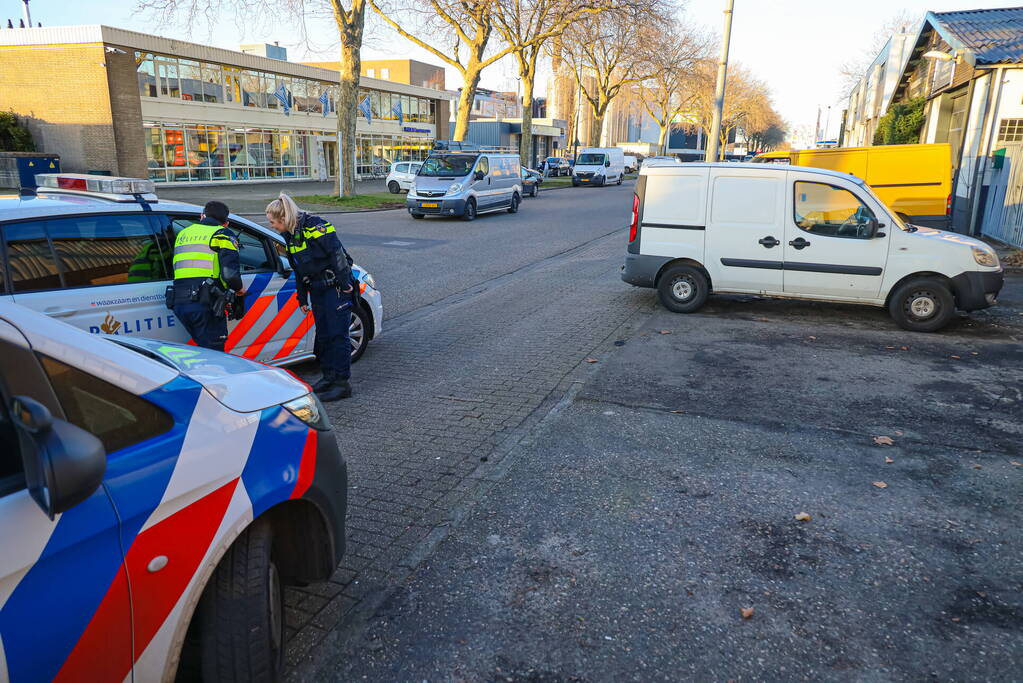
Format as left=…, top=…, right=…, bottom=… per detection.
left=0, top=174, right=382, bottom=363
left=0, top=299, right=346, bottom=681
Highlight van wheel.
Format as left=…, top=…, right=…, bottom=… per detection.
left=572, top=178, right=579, bottom=187
left=616, top=175, right=623, bottom=185
left=387, top=181, right=400, bottom=194
left=888, top=277, right=955, bottom=332
left=508, top=193, right=520, bottom=213
left=199, top=518, right=283, bottom=683
left=462, top=199, right=477, bottom=221
left=657, top=265, right=710, bottom=314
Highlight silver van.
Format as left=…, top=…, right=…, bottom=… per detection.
left=406, top=151, right=522, bottom=221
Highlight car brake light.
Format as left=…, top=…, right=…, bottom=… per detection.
left=57, top=177, right=88, bottom=190
left=629, top=193, right=639, bottom=242
left=946, top=193, right=952, bottom=216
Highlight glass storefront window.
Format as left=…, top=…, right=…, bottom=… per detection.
left=240, top=71, right=261, bottom=107
left=144, top=126, right=165, bottom=181
left=264, top=73, right=279, bottom=110
left=224, top=66, right=242, bottom=104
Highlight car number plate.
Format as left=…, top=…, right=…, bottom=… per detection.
left=421, top=202, right=439, bottom=208
left=580, top=178, right=589, bottom=182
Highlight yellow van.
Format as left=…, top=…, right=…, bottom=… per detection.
left=753, top=144, right=952, bottom=228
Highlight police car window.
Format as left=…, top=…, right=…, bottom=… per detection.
left=47, top=215, right=166, bottom=287
left=4, top=221, right=62, bottom=292
left=166, top=216, right=273, bottom=274
left=38, top=354, right=173, bottom=454
left=0, top=392, right=25, bottom=497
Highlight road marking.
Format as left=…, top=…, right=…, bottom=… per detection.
left=382, top=240, right=415, bottom=246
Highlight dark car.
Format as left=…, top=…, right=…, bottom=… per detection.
left=543, top=157, right=570, bottom=177
left=521, top=167, right=543, bottom=197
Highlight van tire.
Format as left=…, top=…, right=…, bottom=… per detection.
left=616, top=175, right=623, bottom=185
left=657, top=265, right=710, bottom=314
left=387, top=181, right=400, bottom=194
left=462, top=199, right=477, bottom=221
left=199, top=518, right=284, bottom=683
left=508, top=193, right=520, bottom=213
left=888, top=277, right=955, bottom=332
left=572, top=178, right=579, bottom=187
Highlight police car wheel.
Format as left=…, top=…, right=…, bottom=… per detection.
left=350, top=304, right=369, bottom=362
left=388, top=181, right=400, bottom=194
left=198, top=518, right=284, bottom=682
left=657, top=265, right=710, bottom=314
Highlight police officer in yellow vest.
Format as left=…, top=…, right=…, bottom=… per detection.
left=170, top=201, right=246, bottom=352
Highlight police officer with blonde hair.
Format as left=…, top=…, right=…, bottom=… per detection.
left=266, top=193, right=355, bottom=401
left=170, top=201, right=246, bottom=351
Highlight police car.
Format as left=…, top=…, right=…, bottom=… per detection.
left=0, top=299, right=346, bottom=681
left=0, top=174, right=382, bottom=363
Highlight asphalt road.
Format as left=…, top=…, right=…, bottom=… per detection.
left=275, top=181, right=1023, bottom=680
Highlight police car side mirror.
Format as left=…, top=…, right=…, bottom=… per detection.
left=11, top=395, right=106, bottom=520
left=278, top=255, right=293, bottom=276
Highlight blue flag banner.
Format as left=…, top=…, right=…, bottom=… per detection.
left=319, top=90, right=330, bottom=117
left=358, top=95, right=372, bottom=124
left=391, top=98, right=403, bottom=126
left=273, top=83, right=290, bottom=115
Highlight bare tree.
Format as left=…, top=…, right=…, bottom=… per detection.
left=489, top=0, right=612, bottom=168
left=137, top=0, right=367, bottom=197
left=683, top=60, right=770, bottom=159
left=560, top=2, right=670, bottom=147
left=638, top=20, right=708, bottom=153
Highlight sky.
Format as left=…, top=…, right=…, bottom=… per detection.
left=5, top=0, right=1023, bottom=139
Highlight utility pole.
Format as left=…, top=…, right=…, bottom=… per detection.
left=21, top=0, right=32, bottom=27
left=705, top=0, right=735, bottom=163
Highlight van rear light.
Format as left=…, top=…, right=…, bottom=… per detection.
left=629, top=193, right=639, bottom=242
left=946, top=194, right=952, bottom=216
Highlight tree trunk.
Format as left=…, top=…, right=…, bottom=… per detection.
left=332, top=3, right=365, bottom=197
left=657, top=122, right=669, bottom=153
left=588, top=106, right=605, bottom=147
left=518, top=65, right=536, bottom=169
left=452, top=54, right=486, bottom=142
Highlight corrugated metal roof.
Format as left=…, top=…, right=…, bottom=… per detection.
left=934, top=7, right=1023, bottom=64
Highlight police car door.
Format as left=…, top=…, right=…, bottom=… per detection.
left=0, top=322, right=132, bottom=681
left=159, top=213, right=311, bottom=364
left=2, top=213, right=180, bottom=341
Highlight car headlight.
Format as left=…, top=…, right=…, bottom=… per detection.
left=283, top=393, right=328, bottom=429
left=972, top=246, right=999, bottom=267
left=408, top=183, right=416, bottom=195
left=362, top=272, right=376, bottom=289
left=448, top=181, right=464, bottom=194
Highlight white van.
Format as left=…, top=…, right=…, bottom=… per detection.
left=622, top=163, right=1004, bottom=332
left=572, top=147, right=626, bottom=187
left=623, top=155, right=638, bottom=173
left=407, top=151, right=522, bottom=220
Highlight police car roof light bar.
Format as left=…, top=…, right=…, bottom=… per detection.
left=35, top=173, right=159, bottom=203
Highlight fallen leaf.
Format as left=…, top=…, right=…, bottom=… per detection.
left=874, top=436, right=894, bottom=446
left=951, top=617, right=961, bottom=622
left=1010, top=461, right=1021, bottom=467
left=740, top=607, right=754, bottom=619
left=584, top=358, right=599, bottom=363
left=886, top=345, right=896, bottom=349
left=971, top=352, right=979, bottom=356
left=900, top=346, right=909, bottom=351
left=659, top=330, right=672, bottom=335
left=885, top=457, right=894, bottom=464
left=972, top=464, right=982, bottom=469
left=670, top=410, right=685, bottom=414
left=794, top=512, right=812, bottom=522
left=872, top=481, right=888, bottom=489
left=950, top=355, right=961, bottom=359
left=808, top=336, right=817, bottom=340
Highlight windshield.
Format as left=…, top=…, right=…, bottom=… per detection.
left=577, top=153, right=606, bottom=165
left=418, top=154, right=478, bottom=177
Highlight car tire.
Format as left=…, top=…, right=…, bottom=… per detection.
left=617, top=175, right=623, bottom=185
left=410, top=212, right=425, bottom=219
left=387, top=181, right=400, bottom=194
left=572, top=179, right=579, bottom=187
left=888, top=277, right=955, bottom=332
left=462, top=199, right=477, bottom=221
left=199, top=518, right=283, bottom=683
left=533, top=185, right=540, bottom=198
left=508, top=192, right=520, bottom=213
left=657, top=265, right=710, bottom=314
left=350, top=302, right=369, bottom=362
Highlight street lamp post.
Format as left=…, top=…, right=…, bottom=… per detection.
left=705, top=0, right=735, bottom=163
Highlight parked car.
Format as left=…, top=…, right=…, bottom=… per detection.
left=407, top=151, right=523, bottom=220
left=622, top=162, right=1003, bottom=332
left=0, top=299, right=347, bottom=681
left=623, top=155, right=638, bottom=173
left=521, top=167, right=543, bottom=197
left=543, top=157, right=570, bottom=177
left=753, top=143, right=953, bottom=229
left=386, top=161, right=422, bottom=193
left=645, top=155, right=681, bottom=166
left=572, top=147, right=626, bottom=187
left=0, top=174, right=382, bottom=363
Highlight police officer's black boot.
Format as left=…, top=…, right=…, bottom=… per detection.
left=311, top=375, right=335, bottom=392
left=317, top=379, right=352, bottom=402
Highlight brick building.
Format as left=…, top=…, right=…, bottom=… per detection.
left=0, top=25, right=453, bottom=184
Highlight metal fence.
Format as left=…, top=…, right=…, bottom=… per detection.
left=980, top=143, right=1023, bottom=248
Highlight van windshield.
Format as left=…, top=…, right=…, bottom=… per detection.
left=577, top=153, right=606, bottom=165
left=418, top=154, right=478, bottom=177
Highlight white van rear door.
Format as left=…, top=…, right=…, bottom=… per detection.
left=639, top=167, right=709, bottom=264
left=783, top=172, right=889, bottom=299
left=705, top=168, right=786, bottom=293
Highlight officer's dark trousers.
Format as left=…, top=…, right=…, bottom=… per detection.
left=309, top=283, right=351, bottom=381
left=173, top=301, right=228, bottom=352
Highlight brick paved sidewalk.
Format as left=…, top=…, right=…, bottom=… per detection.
left=281, top=228, right=648, bottom=673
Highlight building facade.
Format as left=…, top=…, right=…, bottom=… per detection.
left=304, top=58, right=446, bottom=91
left=842, top=32, right=916, bottom=148
left=0, top=25, right=453, bottom=184
left=448, top=119, right=567, bottom=168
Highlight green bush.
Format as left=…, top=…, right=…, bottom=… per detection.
left=0, top=111, right=35, bottom=152
left=873, top=97, right=926, bottom=146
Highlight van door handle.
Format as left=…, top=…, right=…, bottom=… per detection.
left=758, top=236, right=780, bottom=248
left=789, top=237, right=811, bottom=250
left=44, top=307, right=77, bottom=318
